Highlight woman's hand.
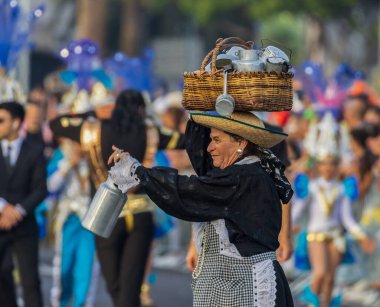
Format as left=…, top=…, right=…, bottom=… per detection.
left=277, top=233, right=293, bottom=263
left=108, top=145, right=128, bottom=165
left=360, top=237, right=376, bottom=254
left=186, top=241, right=199, bottom=272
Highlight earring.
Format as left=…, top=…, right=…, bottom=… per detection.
left=236, top=148, right=243, bottom=156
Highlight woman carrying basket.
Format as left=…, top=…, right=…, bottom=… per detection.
left=108, top=111, right=294, bottom=306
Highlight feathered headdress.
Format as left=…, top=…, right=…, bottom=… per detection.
left=295, top=61, right=365, bottom=118
left=0, top=0, right=44, bottom=103
left=104, top=49, right=155, bottom=94
left=58, top=39, right=113, bottom=113
left=304, top=112, right=350, bottom=161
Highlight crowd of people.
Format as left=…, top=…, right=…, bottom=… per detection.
left=0, top=64, right=379, bottom=307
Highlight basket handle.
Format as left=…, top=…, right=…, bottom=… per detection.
left=200, top=37, right=253, bottom=74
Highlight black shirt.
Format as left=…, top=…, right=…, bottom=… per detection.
left=136, top=121, right=282, bottom=256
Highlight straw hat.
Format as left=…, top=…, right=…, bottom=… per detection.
left=190, top=111, right=287, bottom=148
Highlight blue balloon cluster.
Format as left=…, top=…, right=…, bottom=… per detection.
left=105, top=49, right=155, bottom=93
left=0, top=0, right=44, bottom=72
left=58, top=39, right=112, bottom=91
left=295, top=61, right=365, bottom=105
left=334, top=63, right=365, bottom=89
left=295, top=61, right=326, bottom=103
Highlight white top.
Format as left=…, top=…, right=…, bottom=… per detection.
left=292, top=177, right=364, bottom=238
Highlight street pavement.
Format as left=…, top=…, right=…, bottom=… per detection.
left=13, top=244, right=378, bottom=306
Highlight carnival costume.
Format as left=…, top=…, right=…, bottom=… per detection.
left=109, top=111, right=295, bottom=307
left=48, top=144, right=98, bottom=307
left=293, top=113, right=368, bottom=307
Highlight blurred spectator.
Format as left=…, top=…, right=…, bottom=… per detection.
left=153, top=91, right=187, bottom=132
left=347, top=127, right=377, bottom=198
left=48, top=139, right=98, bottom=307
left=342, top=94, right=370, bottom=130
left=351, top=123, right=380, bottom=291
left=152, top=92, right=192, bottom=269
left=0, top=102, right=47, bottom=307
left=366, top=124, right=380, bottom=157
left=25, top=100, right=46, bottom=145
left=364, top=106, right=380, bottom=126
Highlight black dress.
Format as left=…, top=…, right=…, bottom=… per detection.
left=133, top=121, right=294, bottom=306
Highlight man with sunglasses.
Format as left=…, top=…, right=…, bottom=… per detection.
left=0, top=101, right=47, bottom=307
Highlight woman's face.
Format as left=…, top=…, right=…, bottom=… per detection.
left=317, top=155, right=339, bottom=180
left=367, top=134, right=380, bottom=156
left=207, top=128, right=247, bottom=169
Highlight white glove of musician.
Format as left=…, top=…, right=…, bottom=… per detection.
left=109, top=154, right=141, bottom=193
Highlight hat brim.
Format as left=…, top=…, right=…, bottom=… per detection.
left=190, top=111, right=287, bottom=148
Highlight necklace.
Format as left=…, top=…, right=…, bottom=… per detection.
left=318, top=185, right=339, bottom=216
left=192, top=223, right=208, bottom=279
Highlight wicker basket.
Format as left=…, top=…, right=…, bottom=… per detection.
left=182, top=37, right=293, bottom=112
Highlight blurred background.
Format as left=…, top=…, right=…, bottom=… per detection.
left=2, top=1, right=380, bottom=307
left=23, top=0, right=380, bottom=92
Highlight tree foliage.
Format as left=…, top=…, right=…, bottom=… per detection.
left=168, top=0, right=357, bottom=24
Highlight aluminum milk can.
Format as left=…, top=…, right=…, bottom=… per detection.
left=82, top=176, right=127, bottom=238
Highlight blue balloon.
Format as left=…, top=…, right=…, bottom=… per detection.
left=105, top=49, right=156, bottom=93
left=296, top=61, right=326, bottom=103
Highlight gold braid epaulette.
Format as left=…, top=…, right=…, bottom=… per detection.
left=80, top=118, right=108, bottom=189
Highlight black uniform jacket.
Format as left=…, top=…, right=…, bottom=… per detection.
left=0, top=139, right=47, bottom=236
left=136, top=121, right=282, bottom=256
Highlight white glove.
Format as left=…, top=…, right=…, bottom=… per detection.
left=109, top=154, right=141, bottom=193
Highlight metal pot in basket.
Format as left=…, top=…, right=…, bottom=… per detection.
left=260, top=44, right=290, bottom=73
left=265, top=57, right=290, bottom=73
left=182, top=37, right=294, bottom=113
left=233, top=49, right=265, bottom=72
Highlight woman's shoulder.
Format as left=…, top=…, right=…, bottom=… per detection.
left=203, top=163, right=269, bottom=186
left=231, top=161, right=267, bottom=177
